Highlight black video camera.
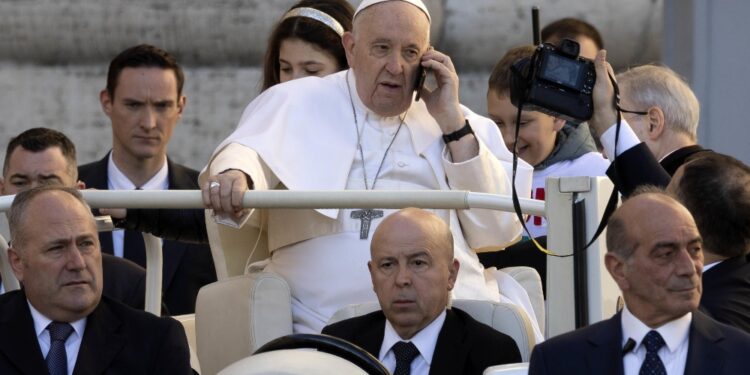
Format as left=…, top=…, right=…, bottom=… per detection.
left=509, top=38, right=596, bottom=123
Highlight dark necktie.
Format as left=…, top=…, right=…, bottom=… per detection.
left=46, top=322, right=74, bottom=375
left=123, top=187, right=146, bottom=267
left=392, top=341, right=420, bottom=375
left=639, top=330, right=667, bottom=375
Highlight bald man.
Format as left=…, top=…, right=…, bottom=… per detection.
left=529, top=191, right=750, bottom=375
left=323, top=208, right=520, bottom=375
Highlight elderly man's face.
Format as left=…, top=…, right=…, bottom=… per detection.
left=608, top=195, right=703, bottom=327
left=9, top=191, right=103, bottom=322
left=344, top=2, right=430, bottom=117
left=368, top=211, right=458, bottom=339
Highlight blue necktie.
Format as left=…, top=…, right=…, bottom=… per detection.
left=392, top=341, right=419, bottom=375
left=46, top=322, right=74, bottom=375
left=639, top=330, right=667, bottom=375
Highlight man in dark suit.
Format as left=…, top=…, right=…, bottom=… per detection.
left=668, top=153, right=750, bottom=333
left=0, top=186, right=192, bottom=374
left=323, top=208, right=521, bottom=375
left=1, top=127, right=152, bottom=311
left=587, top=54, right=710, bottom=197
left=78, top=44, right=216, bottom=315
left=528, top=190, right=750, bottom=375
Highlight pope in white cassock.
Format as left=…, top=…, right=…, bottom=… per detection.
left=201, top=0, right=538, bottom=337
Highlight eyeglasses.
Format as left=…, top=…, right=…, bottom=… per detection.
left=619, top=108, right=648, bottom=116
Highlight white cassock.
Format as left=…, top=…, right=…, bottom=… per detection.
left=202, top=69, right=539, bottom=337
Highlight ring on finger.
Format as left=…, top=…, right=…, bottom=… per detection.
left=209, top=181, right=221, bottom=190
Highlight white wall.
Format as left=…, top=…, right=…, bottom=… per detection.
left=663, top=0, right=750, bottom=164
left=0, top=0, right=661, bottom=171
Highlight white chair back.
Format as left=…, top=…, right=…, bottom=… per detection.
left=483, top=362, right=529, bottom=375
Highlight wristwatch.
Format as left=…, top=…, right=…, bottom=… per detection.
left=442, top=119, right=474, bottom=143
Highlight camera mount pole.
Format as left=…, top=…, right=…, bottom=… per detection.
left=532, top=6, right=540, bottom=45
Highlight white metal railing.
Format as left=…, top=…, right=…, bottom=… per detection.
left=0, top=190, right=546, bottom=214
left=0, top=190, right=545, bottom=316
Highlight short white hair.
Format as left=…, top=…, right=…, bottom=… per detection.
left=617, top=64, right=700, bottom=140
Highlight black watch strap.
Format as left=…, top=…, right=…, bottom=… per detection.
left=442, top=120, right=474, bottom=143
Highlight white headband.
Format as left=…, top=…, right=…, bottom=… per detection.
left=281, top=7, right=345, bottom=37
left=354, top=0, right=431, bottom=23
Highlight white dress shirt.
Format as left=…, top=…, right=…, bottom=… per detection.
left=621, top=305, right=691, bottom=375
left=28, top=301, right=86, bottom=375
left=107, top=152, right=168, bottom=258
left=379, top=311, right=446, bottom=375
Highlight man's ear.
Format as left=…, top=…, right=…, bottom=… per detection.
left=8, top=247, right=24, bottom=282
left=367, top=260, right=376, bottom=292
left=646, top=106, right=665, bottom=140
left=177, top=95, right=186, bottom=116
left=552, top=117, right=566, bottom=132
left=342, top=31, right=355, bottom=68
left=605, top=252, right=629, bottom=291
left=447, top=258, right=460, bottom=291
left=100, top=89, right=113, bottom=116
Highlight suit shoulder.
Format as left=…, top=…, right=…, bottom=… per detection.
left=167, top=159, right=200, bottom=189
left=452, top=308, right=517, bottom=346
left=102, top=297, right=181, bottom=331
left=536, top=317, right=613, bottom=354
left=77, top=156, right=107, bottom=178
left=322, top=310, right=384, bottom=338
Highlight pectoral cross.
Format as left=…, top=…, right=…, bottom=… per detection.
left=351, top=209, right=384, bottom=239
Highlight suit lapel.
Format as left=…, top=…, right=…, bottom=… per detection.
left=353, top=312, right=387, bottom=358
left=429, top=310, right=468, bottom=375
left=0, top=292, right=49, bottom=374
left=74, top=299, right=126, bottom=374
left=684, top=312, right=726, bottom=375
left=584, top=313, right=625, bottom=375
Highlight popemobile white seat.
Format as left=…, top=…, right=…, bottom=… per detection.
left=195, top=209, right=545, bottom=374
left=483, top=362, right=529, bottom=375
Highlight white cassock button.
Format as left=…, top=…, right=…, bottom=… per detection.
left=397, top=161, right=407, bottom=167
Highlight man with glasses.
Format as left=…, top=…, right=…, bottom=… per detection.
left=588, top=61, right=711, bottom=196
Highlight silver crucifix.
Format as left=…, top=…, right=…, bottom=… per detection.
left=350, top=209, right=384, bottom=239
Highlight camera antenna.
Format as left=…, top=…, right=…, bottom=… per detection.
left=532, top=6, right=540, bottom=45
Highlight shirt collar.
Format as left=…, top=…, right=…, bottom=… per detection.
left=107, top=152, right=169, bottom=190
left=381, top=310, right=447, bottom=366
left=27, top=300, right=87, bottom=341
left=621, top=304, right=692, bottom=354
left=703, top=260, right=721, bottom=272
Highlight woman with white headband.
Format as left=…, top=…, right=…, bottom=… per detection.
left=261, top=0, right=353, bottom=91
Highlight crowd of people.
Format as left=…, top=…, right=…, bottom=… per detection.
left=1, top=0, right=749, bottom=374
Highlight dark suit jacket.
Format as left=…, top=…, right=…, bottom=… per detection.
left=606, top=143, right=712, bottom=197
left=701, top=254, right=750, bottom=334
left=78, top=154, right=216, bottom=315
left=322, top=308, right=521, bottom=375
left=0, top=290, right=192, bottom=374
left=528, top=310, right=750, bottom=375
left=101, top=253, right=150, bottom=311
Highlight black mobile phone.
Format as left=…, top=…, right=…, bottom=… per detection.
left=414, top=65, right=427, bottom=101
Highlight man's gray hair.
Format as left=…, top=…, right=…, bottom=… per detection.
left=617, top=64, right=700, bottom=140
left=8, top=186, right=91, bottom=250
